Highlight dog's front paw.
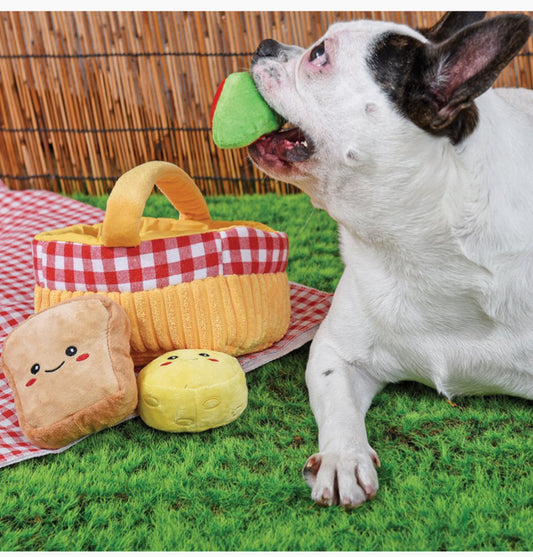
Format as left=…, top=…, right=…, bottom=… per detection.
left=302, top=449, right=380, bottom=509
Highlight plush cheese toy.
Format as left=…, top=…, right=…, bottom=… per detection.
left=1, top=296, right=138, bottom=449
left=211, top=72, right=284, bottom=149
left=137, top=349, right=248, bottom=433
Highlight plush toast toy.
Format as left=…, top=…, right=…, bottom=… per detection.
left=211, top=72, right=284, bottom=149
left=1, top=296, right=138, bottom=449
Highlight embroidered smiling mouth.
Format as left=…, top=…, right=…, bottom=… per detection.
left=45, top=361, right=65, bottom=373
left=250, top=124, right=315, bottom=165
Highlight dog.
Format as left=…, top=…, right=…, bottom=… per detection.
left=248, top=11, right=533, bottom=508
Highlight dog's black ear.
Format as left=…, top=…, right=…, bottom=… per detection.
left=418, top=12, right=486, bottom=43
left=370, top=13, right=532, bottom=143
left=421, top=14, right=531, bottom=136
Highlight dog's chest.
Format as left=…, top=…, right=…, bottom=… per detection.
left=348, top=246, right=533, bottom=375
left=339, top=224, right=491, bottom=328
left=339, top=231, right=533, bottom=397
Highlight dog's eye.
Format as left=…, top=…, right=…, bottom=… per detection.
left=309, top=41, right=327, bottom=66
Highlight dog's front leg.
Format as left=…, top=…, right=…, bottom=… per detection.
left=303, top=334, right=383, bottom=508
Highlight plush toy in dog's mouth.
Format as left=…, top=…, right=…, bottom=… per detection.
left=250, top=124, right=315, bottom=166
left=210, top=71, right=314, bottom=164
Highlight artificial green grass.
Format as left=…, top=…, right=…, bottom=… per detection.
left=1, top=192, right=533, bottom=551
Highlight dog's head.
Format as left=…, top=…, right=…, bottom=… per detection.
left=249, top=12, right=531, bottom=204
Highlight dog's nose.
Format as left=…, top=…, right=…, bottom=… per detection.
left=252, top=39, right=284, bottom=63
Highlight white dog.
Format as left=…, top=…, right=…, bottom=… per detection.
left=249, top=12, right=533, bottom=508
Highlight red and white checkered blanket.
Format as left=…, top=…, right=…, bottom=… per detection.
left=0, top=181, right=332, bottom=468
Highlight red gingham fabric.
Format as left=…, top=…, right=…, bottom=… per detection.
left=0, top=181, right=332, bottom=468
left=34, top=225, right=289, bottom=293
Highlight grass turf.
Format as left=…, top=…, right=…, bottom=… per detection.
left=1, top=192, right=533, bottom=551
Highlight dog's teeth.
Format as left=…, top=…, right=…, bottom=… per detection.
left=301, top=140, right=308, bottom=148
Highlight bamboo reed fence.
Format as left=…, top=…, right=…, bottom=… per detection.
left=0, top=11, right=532, bottom=196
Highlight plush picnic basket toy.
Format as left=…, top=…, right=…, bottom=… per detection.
left=32, top=161, right=291, bottom=366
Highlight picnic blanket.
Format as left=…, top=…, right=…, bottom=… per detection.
left=0, top=181, right=332, bottom=468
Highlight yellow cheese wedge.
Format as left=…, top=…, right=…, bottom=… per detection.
left=137, top=349, right=248, bottom=432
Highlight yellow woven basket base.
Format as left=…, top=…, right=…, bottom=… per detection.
left=34, top=272, right=291, bottom=366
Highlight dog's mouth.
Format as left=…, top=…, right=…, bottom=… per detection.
left=249, top=123, right=315, bottom=168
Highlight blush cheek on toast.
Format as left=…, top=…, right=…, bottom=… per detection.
left=249, top=12, right=533, bottom=508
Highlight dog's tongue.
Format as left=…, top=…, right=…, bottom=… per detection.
left=254, top=127, right=311, bottom=163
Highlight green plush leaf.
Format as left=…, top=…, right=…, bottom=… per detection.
left=211, top=72, right=283, bottom=149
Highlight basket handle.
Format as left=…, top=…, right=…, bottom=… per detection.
left=101, top=161, right=212, bottom=247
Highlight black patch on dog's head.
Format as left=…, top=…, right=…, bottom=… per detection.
left=367, top=13, right=532, bottom=145
left=367, top=32, right=481, bottom=144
